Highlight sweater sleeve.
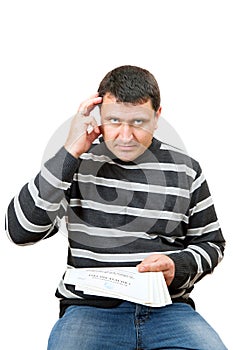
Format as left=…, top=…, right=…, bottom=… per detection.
left=5, top=147, right=79, bottom=245
left=168, top=164, right=226, bottom=293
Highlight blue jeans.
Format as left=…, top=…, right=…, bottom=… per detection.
left=47, top=302, right=227, bottom=350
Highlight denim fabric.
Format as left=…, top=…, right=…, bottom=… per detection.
left=47, top=302, right=227, bottom=350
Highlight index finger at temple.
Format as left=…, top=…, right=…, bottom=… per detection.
left=78, top=95, right=102, bottom=116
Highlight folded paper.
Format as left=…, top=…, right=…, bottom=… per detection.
left=64, top=267, right=172, bottom=307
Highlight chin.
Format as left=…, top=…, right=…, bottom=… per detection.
left=116, top=152, right=138, bottom=162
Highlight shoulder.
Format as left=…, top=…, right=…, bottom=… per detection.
left=155, top=138, right=201, bottom=173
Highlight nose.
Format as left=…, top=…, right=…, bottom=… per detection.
left=119, top=122, right=133, bottom=141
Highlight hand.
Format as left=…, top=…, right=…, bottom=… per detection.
left=137, top=254, right=175, bottom=286
left=64, top=93, right=103, bottom=158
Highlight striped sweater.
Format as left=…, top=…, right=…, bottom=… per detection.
left=6, top=137, right=225, bottom=315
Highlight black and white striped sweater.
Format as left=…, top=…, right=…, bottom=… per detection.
left=6, top=138, right=225, bottom=315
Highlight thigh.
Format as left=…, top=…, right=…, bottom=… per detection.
left=140, top=303, right=227, bottom=350
left=47, top=303, right=136, bottom=350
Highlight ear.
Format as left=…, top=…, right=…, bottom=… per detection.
left=154, top=106, right=162, bottom=131
left=156, top=106, right=162, bottom=118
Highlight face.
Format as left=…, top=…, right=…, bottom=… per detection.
left=100, top=94, right=161, bottom=162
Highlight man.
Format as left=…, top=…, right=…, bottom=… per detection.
left=6, top=65, right=227, bottom=349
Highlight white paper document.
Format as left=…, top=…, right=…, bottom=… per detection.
left=64, top=267, right=172, bottom=307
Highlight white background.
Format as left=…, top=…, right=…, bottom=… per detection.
left=0, top=0, right=232, bottom=349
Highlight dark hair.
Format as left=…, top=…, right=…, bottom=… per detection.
left=97, top=65, right=161, bottom=112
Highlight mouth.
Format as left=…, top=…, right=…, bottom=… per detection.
left=116, top=144, right=137, bottom=151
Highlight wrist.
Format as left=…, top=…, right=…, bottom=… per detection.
left=64, top=144, right=82, bottom=159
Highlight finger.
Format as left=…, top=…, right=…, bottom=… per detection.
left=85, top=116, right=100, bottom=134
left=66, top=115, right=98, bottom=145
left=137, top=262, right=166, bottom=273
left=141, top=253, right=161, bottom=263
left=144, top=262, right=171, bottom=272
left=136, top=254, right=161, bottom=269
left=137, top=262, right=174, bottom=286
left=87, top=128, right=101, bottom=144
left=162, top=268, right=175, bottom=286
left=137, top=255, right=174, bottom=272
left=78, top=95, right=102, bottom=116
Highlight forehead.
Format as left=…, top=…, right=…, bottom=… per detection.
left=100, top=95, right=154, bottom=119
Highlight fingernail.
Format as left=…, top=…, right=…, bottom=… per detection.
left=138, top=265, right=146, bottom=272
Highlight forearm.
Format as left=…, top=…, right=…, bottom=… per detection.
left=167, top=163, right=226, bottom=292
left=6, top=147, right=78, bottom=245
left=168, top=229, right=225, bottom=292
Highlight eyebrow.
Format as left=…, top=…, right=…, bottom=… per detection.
left=103, top=114, right=151, bottom=122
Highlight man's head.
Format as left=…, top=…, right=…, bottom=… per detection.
left=98, top=65, right=161, bottom=112
left=97, top=65, right=162, bottom=162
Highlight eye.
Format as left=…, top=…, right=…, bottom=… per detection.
left=133, top=120, right=143, bottom=126
left=110, top=118, right=121, bottom=124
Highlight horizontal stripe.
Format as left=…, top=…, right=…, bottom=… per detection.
left=207, top=242, right=224, bottom=262
left=177, top=276, right=191, bottom=289
left=68, top=223, right=187, bottom=244
left=41, top=165, right=71, bottom=190
left=188, top=272, right=204, bottom=288
left=14, top=195, right=51, bottom=233
left=69, top=199, right=189, bottom=223
left=74, top=174, right=190, bottom=199
left=184, top=248, right=203, bottom=273
left=170, top=290, right=190, bottom=299
left=28, top=179, right=61, bottom=211
left=70, top=248, right=181, bottom=262
left=160, top=143, right=187, bottom=155
left=159, top=234, right=186, bottom=243
left=4, top=209, right=34, bottom=245
left=189, top=196, right=214, bottom=216
left=187, top=245, right=212, bottom=268
left=80, top=153, right=196, bottom=178
left=68, top=222, right=157, bottom=239
left=190, top=172, right=205, bottom=194
left=80, top=153, right=113, bottom=163
left=187, top=221, right=220, bottom=236
left=57, top=279, right=82, bottom=298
